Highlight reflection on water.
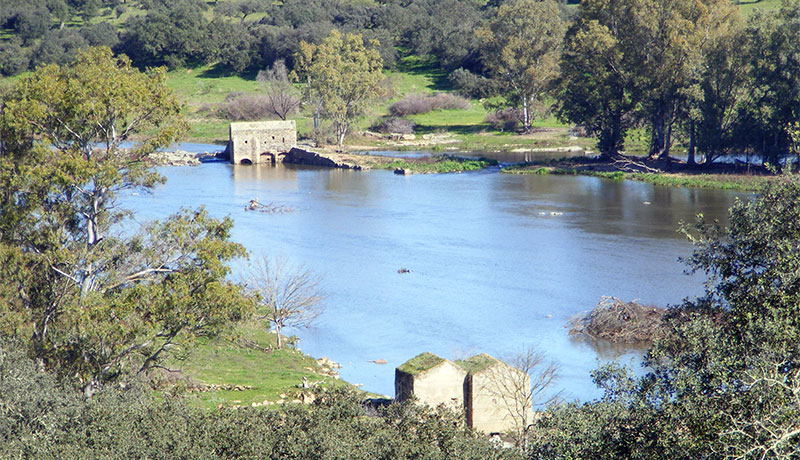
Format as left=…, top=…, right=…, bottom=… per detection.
left=125, top=161, right=745, bottom=401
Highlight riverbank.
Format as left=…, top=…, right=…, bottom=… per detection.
left=504, top=154, right=775, bottom=191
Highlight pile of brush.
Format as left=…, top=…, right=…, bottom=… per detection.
left=569, top=296, right=667, bottom=344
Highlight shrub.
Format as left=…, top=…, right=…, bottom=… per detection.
left=448, top=68, right=499, bottom=99
left=486, top=108, right=522, bottom=132
left=215, top=93, right=274, bottom=121
left=388, top=93, right=470, bottom=116
left=373, top=117, right=416, bottom=134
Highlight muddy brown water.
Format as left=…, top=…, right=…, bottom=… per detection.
left=125, top=152, right=748, bottom=401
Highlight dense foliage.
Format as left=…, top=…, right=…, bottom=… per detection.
left=529, top=175, right=800, bottom=459
left=2, top=0, right=799, bottom=162
left=0, top=340, right=518, bottom=460
left=0, top=48, right=250, bottom=396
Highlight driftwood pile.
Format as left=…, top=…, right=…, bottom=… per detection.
left=569, top=296, right=667, bottom=344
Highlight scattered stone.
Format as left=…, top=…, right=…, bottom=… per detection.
left=317, top=357, right=341, bottom=369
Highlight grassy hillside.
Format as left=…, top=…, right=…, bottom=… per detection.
left=170, top=320, right=358, bottom=410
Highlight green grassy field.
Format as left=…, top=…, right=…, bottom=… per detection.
left=170, top=320, right=358, bottom=410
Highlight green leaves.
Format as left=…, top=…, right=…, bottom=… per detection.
left=0, top=48, right=248, bottom=392
left=477, top=0, right=564, bottom=132
left=294, top=30, right=385, bottom=147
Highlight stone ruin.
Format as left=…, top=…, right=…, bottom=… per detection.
left=395, top=352, right=532, bottom=435
left=228, top=120, right=297, bottom=165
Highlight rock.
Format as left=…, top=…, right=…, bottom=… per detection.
left=370, top=359, right=388, bottom=365
left=394, top=168, right=408, bottom=175
left=401, top=133, right=416, bottom=141
left=397, top=268, right=411, bottom=274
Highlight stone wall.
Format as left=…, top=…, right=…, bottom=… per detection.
left=395, top=356, right=467, bottom=410
left=464, top=356, right=531, bottom=434
left=229, top=120, right=297, bottom=165
left=395, top=352, right=532, bottom=435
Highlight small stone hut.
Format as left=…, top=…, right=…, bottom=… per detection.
left=461, top=353, right=531, bottom=434
left=395, top=352, right=467, bottom=409
left=395, top=352, right=532, bottom=435
left=229, top=120, right=297, bottom=165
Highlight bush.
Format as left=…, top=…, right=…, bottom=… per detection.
left=388, top=93, right=470, bottom=116
left=215, top=93, right=274, bottom=121
left=486, top=108, right=522, bottom=132
left=373, top=117, right=416, bottom=134
left=448, top=68, right=499, bottom=99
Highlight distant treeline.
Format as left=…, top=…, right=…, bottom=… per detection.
left=2, top=0, right=799, bottom=164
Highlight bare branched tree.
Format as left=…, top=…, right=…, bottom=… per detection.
left=486, top=346, right=560, bottom=454
left=258, top=59, right=300, bottom=121
left=244, top=256, right=325, bottom=349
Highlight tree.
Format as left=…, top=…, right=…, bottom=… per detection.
left=557, top=0, right=639, bottom=158
left=628, top=0, right=738, bottom=160
left=484, top=346, right=559, bottom=454
left=118, top=0, right=209, bottom=69
left=244, top=256, right=324, bottom=349
left=686, top=11, right=750, bottom=165
left=293, top=29, right=385, bottom=148
left=477, top=0, right=565, bottom=132
left=737, top=1, right=800, bottom=166
left=258, top=59, right=301, bottom=120
left=0, top=47, right=249, bottom=394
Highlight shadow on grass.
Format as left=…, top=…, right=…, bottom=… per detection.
left=395, top=54, right=452, bottom=92
left=414, top=124, right=490, bottom=135
left=198, top=63, right=259, bottom=80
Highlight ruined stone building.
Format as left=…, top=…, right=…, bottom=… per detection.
left=229, top=120, right=297, bottom=165
left=395, top=352, right=532, bottom=434
left=395, top=352, right=467, bottom=410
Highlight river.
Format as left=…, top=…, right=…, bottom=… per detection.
left=125, top=151, right=748, bottom=401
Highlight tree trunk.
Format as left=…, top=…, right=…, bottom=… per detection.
left=275, top=325, right=283, bottom=349
left=688, top=120, right=696, bottom=166
left=521, top=96, right=531, bottom=133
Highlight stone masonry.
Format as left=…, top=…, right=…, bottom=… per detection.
left=395, top=352, right=532, bottom=435
left=395, top=352, right=467, bottom=410
left=229, top=120, right=297, bottom=165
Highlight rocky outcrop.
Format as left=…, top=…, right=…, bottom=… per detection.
left=150, top=150, right=224, bottom=166
left=282, top=147, right=362, bottom=170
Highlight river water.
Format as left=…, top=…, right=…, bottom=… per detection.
left=125, top=153, right=748, bottom=401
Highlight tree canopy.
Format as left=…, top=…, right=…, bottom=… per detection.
left=293, top=29, right=385, bottom=147
left=0, top=47, right=249, bottom=395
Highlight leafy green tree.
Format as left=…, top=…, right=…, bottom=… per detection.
left=118, top=0, right=209, bottom=69
left=557, top=0, right=639, bottom=158
left=30, top=28, right=88, bottom=67
left=738, top=1, right=800, bottom=166
left=10, top=7, right=51, bottom=43
left=0, top=39, right=29, bottom=76
left=477, top=0, right=564, bottom=133
left=0, top=47, right=249, bottom=394
left=628, top=0, right=738, bottom=160
left=685, top=11, right=750, bottom=165
left=293, top=29, right=385, bottom=148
